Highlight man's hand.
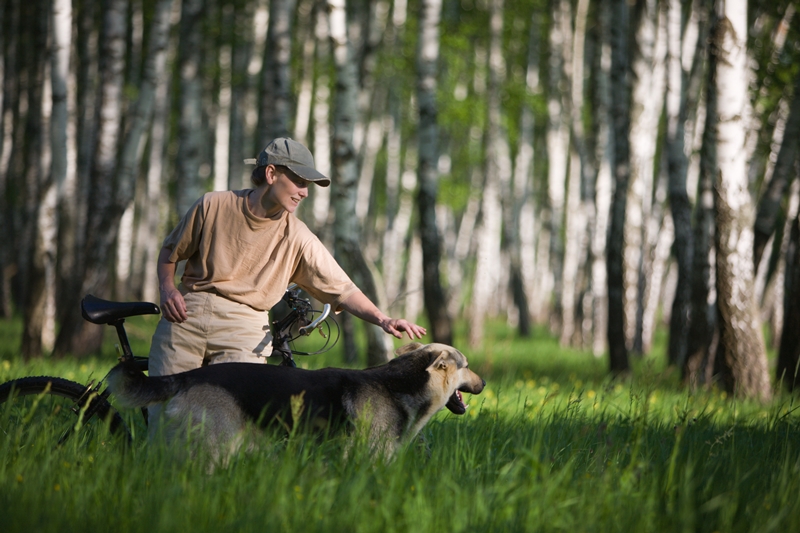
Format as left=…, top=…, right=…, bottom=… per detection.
left=160, top=287, right=188, bottom=323
left=380, top=318, right=427, bottom=340
left=340, top=291, right=427, bottom=340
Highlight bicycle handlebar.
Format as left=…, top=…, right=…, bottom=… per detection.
left=298, top=303, right=331, bottom=336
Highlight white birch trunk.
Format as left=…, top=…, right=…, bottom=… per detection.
left=591, top=6, right=613, bottom=356
left=560, top=0, right=590, bottom=346
left=450, top=167, right=483, bottom=316
left=356, top=91, right=387, bottom=222
left=404, top=234, right=424, bottom=323
left=469, top=0, right=506, bottom=347
left=116, top=0, right=173, bottom=298
left=385, top=148, right=417, bottom=313
left=213, top=43, right=232, bottom=192
left=546, top=0, right=572, bottom=332
left=44, top=0, right=72, bottom=349
left=258, top=0, right=296, bottom=141
left=140, top=40, right=173, bottom=303
left=626, top=0, right=667, bottom=351
left=329, top=0, right=392, bottom=363
left=713, top=0, right=771, bottom=401
left=293, top=0, right=316, bottom=146
left=176, top=0, right=205, bottom=216
left=515, top=13, right=540, bottom=334
left=311, top=7, right=332, bottom=232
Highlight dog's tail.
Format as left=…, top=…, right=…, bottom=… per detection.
left=106, top=360, right=182, bottom=408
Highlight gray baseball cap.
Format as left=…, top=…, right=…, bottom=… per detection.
left=244, top=138, right=330, bottom=187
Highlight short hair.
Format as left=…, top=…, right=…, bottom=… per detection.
left=251, top=164, right=294, bottom=187
left=251, top=166, right=267, bottom=186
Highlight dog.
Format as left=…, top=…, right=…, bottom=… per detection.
left=106, top=342, right=485, bottom=460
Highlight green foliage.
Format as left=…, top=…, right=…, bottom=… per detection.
left=1, top=316, right=799, bottom=532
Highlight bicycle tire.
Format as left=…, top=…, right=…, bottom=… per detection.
left=0, top=376, right=131, bottom=448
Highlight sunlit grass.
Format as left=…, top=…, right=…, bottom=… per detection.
left=1, top=315, right=799, bottom=532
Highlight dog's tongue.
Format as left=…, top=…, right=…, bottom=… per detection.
left=445, top=390, right=467, bottom=415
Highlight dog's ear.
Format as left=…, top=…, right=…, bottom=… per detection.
left=427, top=350, right=451, bottom=371
left=395, top=342, right=425, bottom=356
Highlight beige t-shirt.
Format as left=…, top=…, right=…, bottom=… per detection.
left=163, top=190, right=360, bottom=311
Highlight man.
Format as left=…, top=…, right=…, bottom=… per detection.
left=149, top=137, right=425, bottom=379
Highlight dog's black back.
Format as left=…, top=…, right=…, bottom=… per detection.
left=112, top=349, right=437, bottom=430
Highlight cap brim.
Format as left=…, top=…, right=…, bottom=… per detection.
left=286, top=164, right=331, bottom=187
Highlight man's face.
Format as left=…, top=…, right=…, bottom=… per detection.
left=268, top=166, right=310, bottom=214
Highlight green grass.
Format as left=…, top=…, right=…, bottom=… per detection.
left=1, top=315, right=799, bottom=532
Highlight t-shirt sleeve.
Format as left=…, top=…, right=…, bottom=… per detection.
left=162, top=195, right=207, bottom=262
left=291, top=236, right=360, bottom=311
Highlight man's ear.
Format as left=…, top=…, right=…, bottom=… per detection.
left=264, top=164, right=279, bottom=184
left=395, top=342, right=424, bottom=356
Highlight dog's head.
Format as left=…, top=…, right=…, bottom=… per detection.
left=395, top=342, right=485, bottom=415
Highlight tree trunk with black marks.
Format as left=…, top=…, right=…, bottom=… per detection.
left=416, top=0, right=452, bottom=345
left=329, top=0, right=391, bottom=366
left=607, top=0, right=632, bottom=375
left=711, top=1, right=771, bottom=401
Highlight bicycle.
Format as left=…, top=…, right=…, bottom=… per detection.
left=0, top=285, right=338, bottom=447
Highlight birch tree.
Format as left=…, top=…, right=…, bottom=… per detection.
left=777, top=213, right=800, bottom=391
left=590, top=0, right=613, bottom=357
left=175, top=0, right=204, bottom=216
left=116, top=0, right=174, bottom=299
left=545, top=0, right=572, bottom=334
left=54, top=0, right=128, bottom=356
left=469, top=0, right=507, bottom=348
left=560, top=0, right=591, bottom=347
left=257, top=0, right=296, bottom=142
left=20, top=0, right=50, bottom=359
left=607, top=0, right=632, bottom=374
left=711, top=0, right=771, bottom=401
left=665, top=0, right=693, bottom=368
left=685, top=9, right=718, bottom=387
left=329, top=0, right=392, bottom=365
left=753, top=68, right=800, bottom=271
left=0, top=1, right=13, bottom=318
left=626, top=0, right=665, bottom=353
left=416, top=0, right=452, bottom=345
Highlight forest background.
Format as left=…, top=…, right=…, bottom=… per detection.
left=0, top=0, right=799, bottom=403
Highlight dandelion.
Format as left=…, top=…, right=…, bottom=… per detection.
left=54, top=484, right=61, bottom=492
left=587, top=390, right=596, bottom=399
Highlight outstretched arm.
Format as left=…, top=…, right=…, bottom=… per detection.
left=340, top=291, right=427, bottom=340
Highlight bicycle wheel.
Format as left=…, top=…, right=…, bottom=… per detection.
left=0, top=376, right=131, bottom=449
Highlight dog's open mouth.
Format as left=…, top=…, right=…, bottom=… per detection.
left=445, top=390, right=468, bottom=415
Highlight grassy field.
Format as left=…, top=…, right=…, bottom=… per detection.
left=1, top=314, right=799, bottom=532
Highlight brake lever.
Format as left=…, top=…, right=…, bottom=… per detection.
left=298, top=303, right=331, bottom=336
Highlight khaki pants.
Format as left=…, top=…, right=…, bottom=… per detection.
left=146, top=289, right=272, bottom=439
left=148, top=288, right=273, bottom=377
